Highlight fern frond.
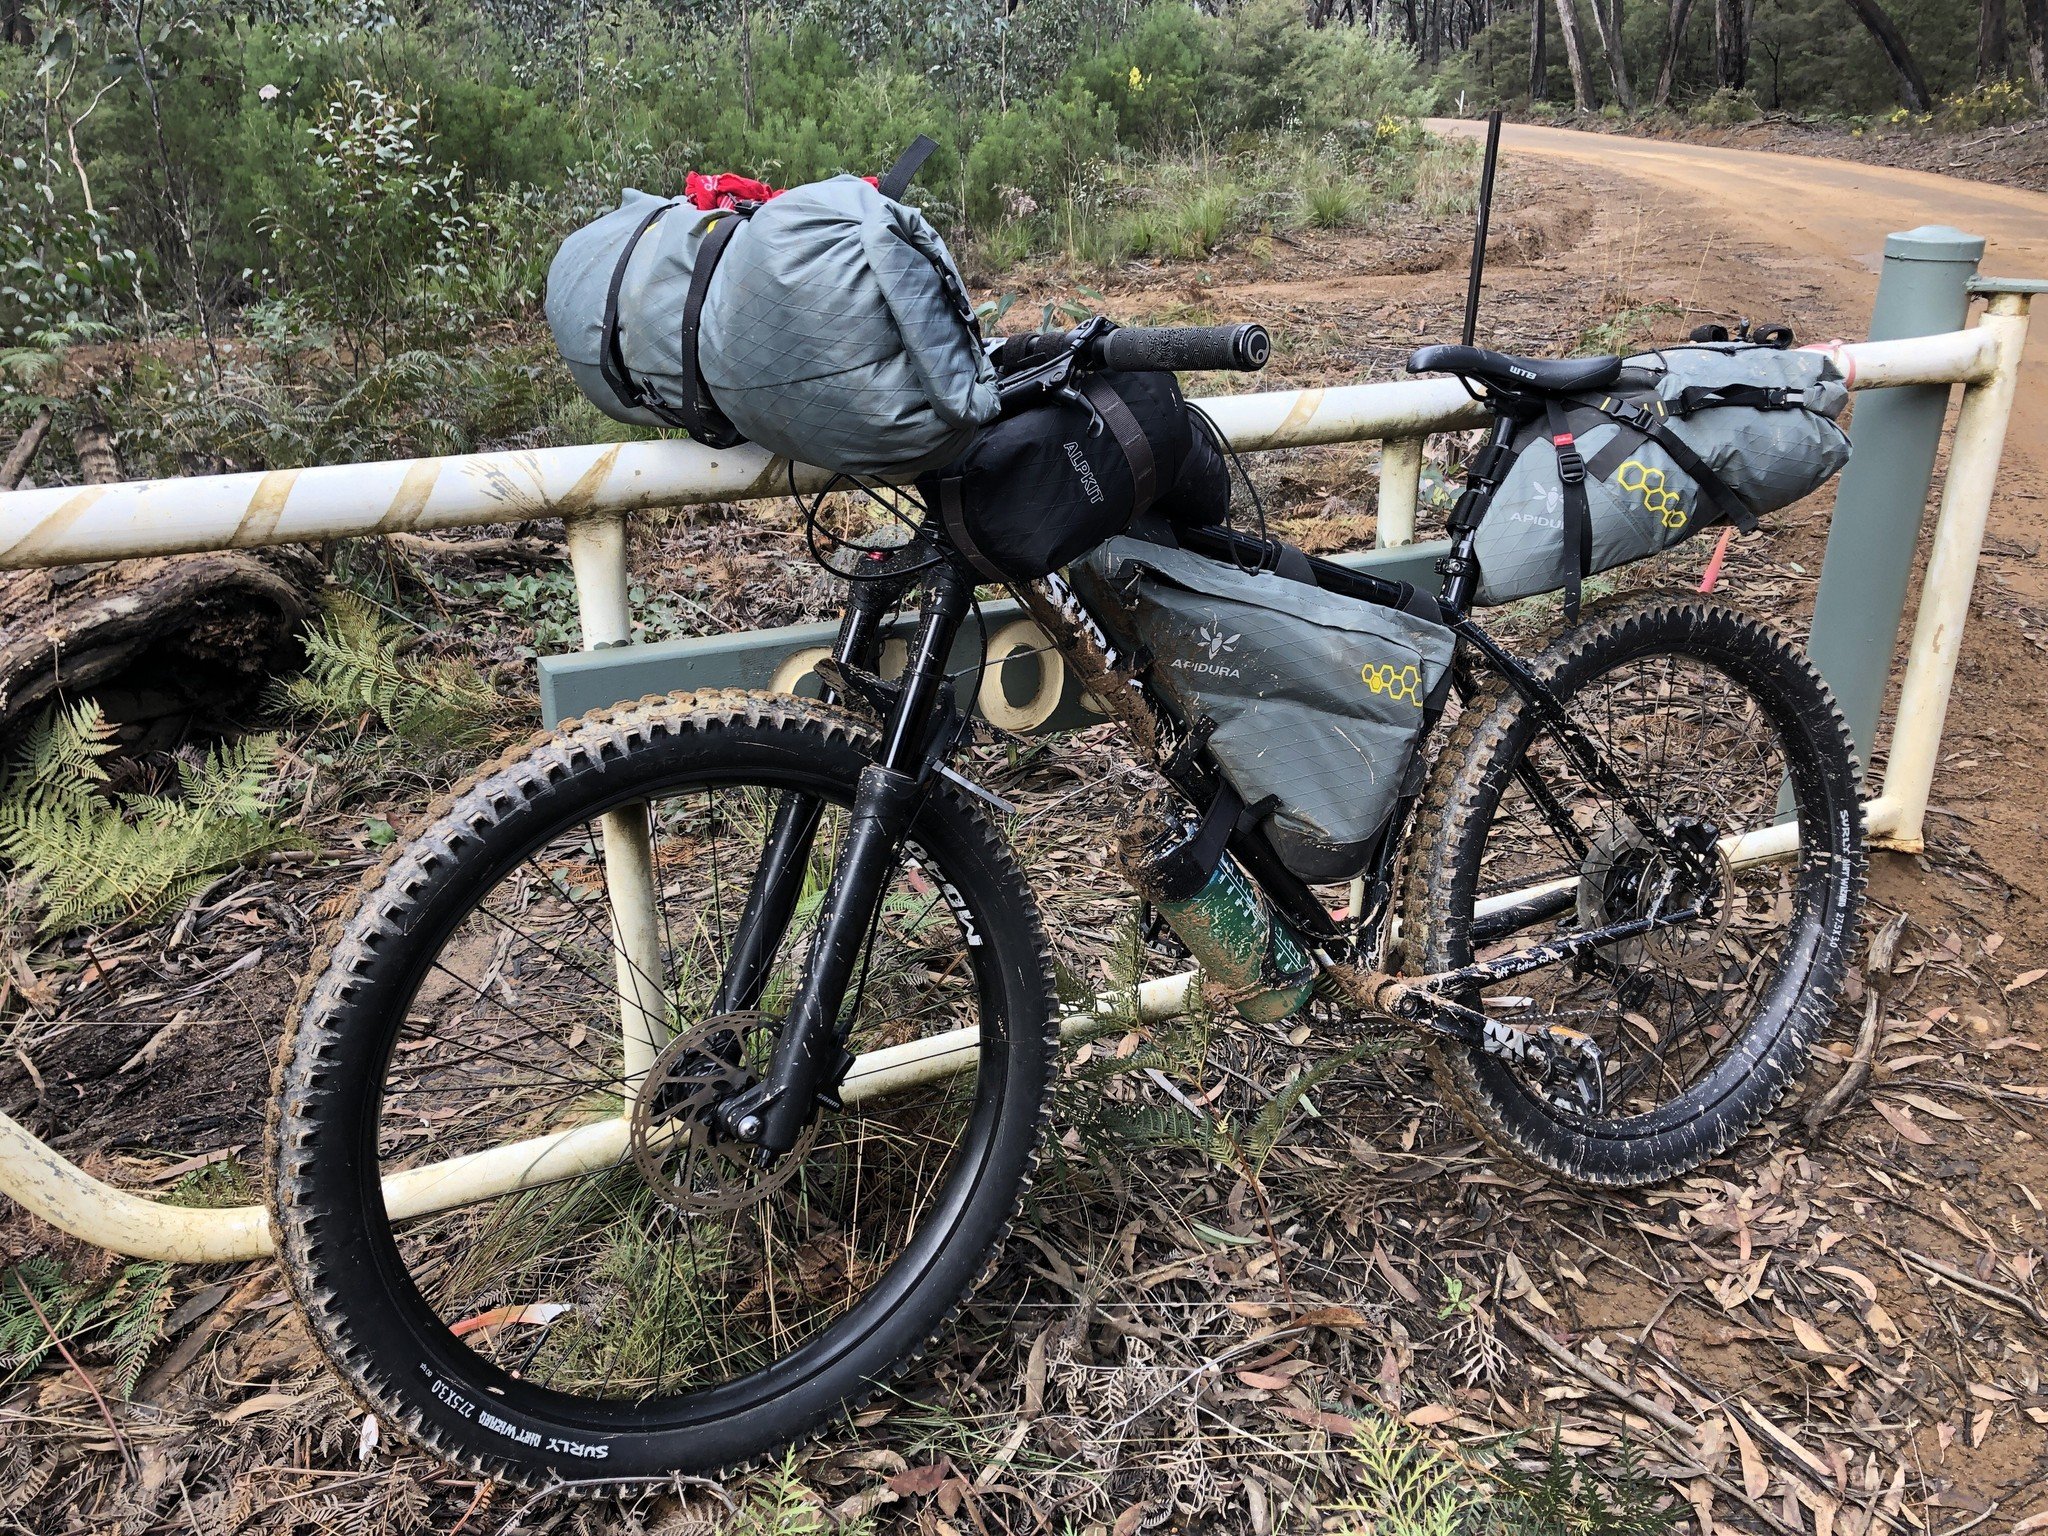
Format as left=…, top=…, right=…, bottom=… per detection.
left=273, top=591, right=500, bottom=750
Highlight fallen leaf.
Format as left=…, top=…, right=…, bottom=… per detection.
left=219, top=1391, right=303, bottom=1423
left=1404, top=1404, right=1458, bottom=1426
left=1872, top=1098, right=1936, bottom=1145
left=1864, top=1301, right=1903, bottom=1348
left=1789, top=1316, right=1835, bottom=1356
left=357, top=1414, right=379, bottom=1465
left=887, top=1459, right=953, bottom=1498
left=1726, top=1409, right=1769, bottom=1499
left=448, top=1302, right=572, bottom=1339
left=2007, top=967, right=2046, bottom=993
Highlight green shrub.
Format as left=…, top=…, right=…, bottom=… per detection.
left=1690, top=86, right=1762, bottom=125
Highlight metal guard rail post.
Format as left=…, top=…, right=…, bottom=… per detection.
left=0, top=263, right=2030, bottom=1266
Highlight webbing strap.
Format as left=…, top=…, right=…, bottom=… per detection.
left=938, top=477, right=1009, bottom=583
left=876, top=135, right=939, bottom=202
left=1590, top=395, right=1758, bottom=533
left=1080, top=376, right=1158, bottom=513
left=1546, top=398, right=1593, bottom=625
left=600, top=200, right=691, bottom=429
left=676, top=213, right=748, bottom=449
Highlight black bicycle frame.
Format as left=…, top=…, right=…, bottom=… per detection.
left=702, top=392, right=1721, bottom=1155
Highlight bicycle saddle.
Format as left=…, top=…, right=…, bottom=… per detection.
left=1407, top=344, right=1623, bottom=395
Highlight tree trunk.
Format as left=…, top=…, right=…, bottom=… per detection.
left=1713, top=0, right=1751, bottom=88
left=1588, top=0, right=1637, bottom=108
left=2024, top=0, right=2048, bottom=99
left=1554, top=0, right=1596, bottom=108
left=1840, top=0, right=1933, bottom=109
left=1530, top=0, right=1550, bottom=99
left=1654, top=0, right=1699, bottom=103
left=1979, top=0, right=2010, bottom=81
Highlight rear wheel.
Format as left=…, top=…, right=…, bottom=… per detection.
left=270, top=692, right=1055, bottom=1488
left=1400, top=598, right=1865, bottom=1187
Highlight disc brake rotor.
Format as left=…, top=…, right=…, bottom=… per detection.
left=1576, top=818, right=1733, bottom=969
left=627, top=1011, right=815, bottom=1215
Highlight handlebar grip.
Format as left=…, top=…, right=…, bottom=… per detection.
left=1094, top=323, right=1270, bottom=373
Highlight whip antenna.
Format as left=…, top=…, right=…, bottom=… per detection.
left=1461, top=109, right=1503, bottom=348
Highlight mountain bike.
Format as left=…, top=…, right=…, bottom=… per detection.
left=269, top=324, right=1865, bottom=1488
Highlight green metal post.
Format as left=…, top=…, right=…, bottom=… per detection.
left=1806, top=225, right=1985, bottom=771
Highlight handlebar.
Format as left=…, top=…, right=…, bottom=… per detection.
left=1093, top=323, right=1270, bottom=373
left=989, top=320, right=1270, bottom=379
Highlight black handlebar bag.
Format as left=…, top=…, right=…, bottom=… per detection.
left=919, top=372, right=1223, bottom=581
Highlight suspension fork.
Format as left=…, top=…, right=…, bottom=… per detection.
left=710, top=578, right=903, bottom=1016
left=719, top=560, right=977, bottom=1155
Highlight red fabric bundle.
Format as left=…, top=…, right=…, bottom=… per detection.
left=682, top=170, right=881, bottom=210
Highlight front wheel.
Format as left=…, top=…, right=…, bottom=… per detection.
left=1400, top=597, right=1866, bottom=1187
left=269, top=691, right=1055, bottom=1488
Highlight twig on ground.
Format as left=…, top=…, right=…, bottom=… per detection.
left=10, top=1268, right=135, bottom=1478
left=1806, top=909, right=1908, bottom=1131
left=1502, top=1310, right=1698, bottom=1440
left=1900, top=1247, right=2048, bottom=1333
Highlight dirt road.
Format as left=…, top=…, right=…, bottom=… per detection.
left=1433, top=119, right=2048, bottom=522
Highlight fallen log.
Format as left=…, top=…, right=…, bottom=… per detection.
left=0, top=416, right=319, bottom=746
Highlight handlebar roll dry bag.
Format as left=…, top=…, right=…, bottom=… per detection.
left=546, top=172, right=999, bottom=477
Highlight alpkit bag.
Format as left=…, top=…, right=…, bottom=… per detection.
left=920, top=372, right=1208, bottom=581
left=1073, top=538, right=1456, bottom=882
left=544, top=140, right=1000, bottom=476
left=1474, top=343, right=1851, bottom=615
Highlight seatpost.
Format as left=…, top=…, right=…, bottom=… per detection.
left=1437, top=410, right=1523, bottom=614
left=721, top=558, right=977, bottom=1155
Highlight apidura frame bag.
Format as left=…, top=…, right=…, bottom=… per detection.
left=1473, top=342, right=1850, bottom=613
left=1074, top=538, right=1457, bottom=883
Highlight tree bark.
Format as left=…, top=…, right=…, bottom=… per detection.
left=1979, top=0, right=2010, bottom=81
left=1713, top=0, right=1751, bottom=88
left=1588, top=0, right=1637, bottom=108
left=1840, top=0, right=1933, bottom=109
left=1530, top=0, right=1550, bottom=99
left=1554, top=0, right=1596, bottom=109
left=2023, top=0, right=2048, bottom=99
left=1654, top=0, right=1699, bottom=103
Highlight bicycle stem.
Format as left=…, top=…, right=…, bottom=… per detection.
left=721, top=558, right=977, bottom=1155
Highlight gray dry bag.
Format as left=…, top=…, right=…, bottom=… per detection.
left=544, top=145, right=999, bottom=477
left=1075, top=538, right=1456, bottom=883
left=1475, top=343, right=1850, bottom=612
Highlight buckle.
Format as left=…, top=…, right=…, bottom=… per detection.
left=1553, top=436, right=1587, bottom=485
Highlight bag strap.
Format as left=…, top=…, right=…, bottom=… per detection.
left=938, top=476, right=1010, bottom=583
left=877, top=135, right=940, bottom=201
left=601, top=200, right=692, bottom=429
left=1587, top=394, right=1758, bottom=533
left=1080, top=376, right=1158, bottom=513
left=1546, top=399, right=1593, bottom=625
left=676, top=212, right=749, bottom=449
left=1673, top=383, right=1797, bottom=416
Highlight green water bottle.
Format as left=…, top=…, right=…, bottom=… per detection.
left=1126, top=804, right=1318, bottom=1025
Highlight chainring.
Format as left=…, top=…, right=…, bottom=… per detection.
left=627, top=1011, right=816, bottom=1216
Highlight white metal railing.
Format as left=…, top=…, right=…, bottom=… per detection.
left=0, top=297, right=2028, bottom=1265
